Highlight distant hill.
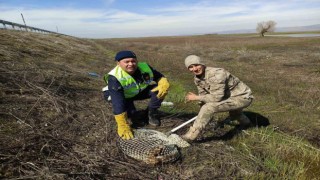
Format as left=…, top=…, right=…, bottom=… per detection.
left=275, top=24, right=320, bottom=32
left=217, top=24, right=320, bottom=34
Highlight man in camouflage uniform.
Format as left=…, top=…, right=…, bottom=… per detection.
left=182, top=55, right=254, bottom=141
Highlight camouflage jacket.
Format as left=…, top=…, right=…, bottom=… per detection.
left=195, top=67, right=253, bottom=103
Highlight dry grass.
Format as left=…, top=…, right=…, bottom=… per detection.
left=97, top=34, right=320, bottom=144
left=1, top=29, right=320, bottom=179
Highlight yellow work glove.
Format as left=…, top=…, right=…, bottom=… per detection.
left=114, top=112, right=134, bottom=140
left=151, top=77, right=170, bottom=99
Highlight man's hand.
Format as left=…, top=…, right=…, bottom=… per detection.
left=151, top=77, right=170, bottom=99
left=185, top=92, right=200, bottom=102
left=114, top=112, right=134, bottom=140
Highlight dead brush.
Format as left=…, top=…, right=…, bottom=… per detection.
left=1, top=30, right=170, bottom=179
left=0, top=67, right=160, bottom=179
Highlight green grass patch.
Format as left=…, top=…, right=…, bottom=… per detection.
left=160, top=80, right=199, bottom=114
left=232, top=127, right=320, bottom=179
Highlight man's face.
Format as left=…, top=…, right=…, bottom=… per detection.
left=117, top=58, right=138, bottom=75
left=188, top=64, right=205, bottom=76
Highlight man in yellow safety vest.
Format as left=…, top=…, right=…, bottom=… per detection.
left=103, top=50, right=170, bottom=140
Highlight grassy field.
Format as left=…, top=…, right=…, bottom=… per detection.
left=1, top=30, right=319, bottom=179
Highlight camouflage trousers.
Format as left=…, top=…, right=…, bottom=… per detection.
left=192, top=96, right=253, bottom=130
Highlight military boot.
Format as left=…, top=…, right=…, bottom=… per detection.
left=181, top=126, right=201, bottom=142
left=148, top=108, right=160, bottom=126
left=238, top=114, right=252, bottom=129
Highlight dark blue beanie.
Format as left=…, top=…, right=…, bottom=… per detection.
left=115, top=50, right=137, bottom=61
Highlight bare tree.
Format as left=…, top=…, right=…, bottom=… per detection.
left=256, top=20, right=277, bottom=37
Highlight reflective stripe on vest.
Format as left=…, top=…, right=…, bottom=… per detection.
left=107, top=62, right=154, bottom=98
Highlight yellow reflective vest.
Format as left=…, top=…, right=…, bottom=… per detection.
left=105, top=62, right=154, bottom=98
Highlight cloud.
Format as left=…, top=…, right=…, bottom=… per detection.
left=0, top=0, right=319, bottom=38
left=102, top=0, right=116, bottom=4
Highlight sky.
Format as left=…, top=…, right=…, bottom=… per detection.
left=0, top=0, right=319, bottom=38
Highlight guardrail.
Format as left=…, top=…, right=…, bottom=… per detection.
left=0, top=19, right=69, bottom=36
